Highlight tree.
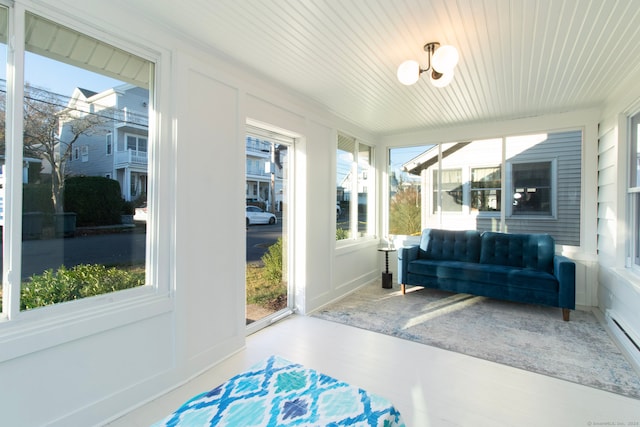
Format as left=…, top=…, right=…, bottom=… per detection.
left=389, top=184, right=421, bottom=236
left=23, top=85, right=107, bottom=213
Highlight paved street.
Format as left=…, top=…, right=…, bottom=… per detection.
left=2, top=219, right=281, bottom=280
left=8, top=228, right=147, bottom=279
left=246, top=221, right=282, bottom=264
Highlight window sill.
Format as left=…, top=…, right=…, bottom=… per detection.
left=335, top=236, right=378, bottom=254
left=0, top=287, right=172, bottom=363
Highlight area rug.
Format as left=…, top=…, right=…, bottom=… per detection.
left=311, top=282, right=640, bottom=400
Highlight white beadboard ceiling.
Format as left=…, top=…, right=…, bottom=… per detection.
left=118, top=0, right=640, bottom=135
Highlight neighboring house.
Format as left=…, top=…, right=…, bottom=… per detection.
left=403, top=130, right=582, bottom=246
left=245, top=134, right=286, bottom=212
left=61, top=85, right=150, bottom=202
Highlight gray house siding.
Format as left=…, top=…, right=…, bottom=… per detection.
left=67, top=132, right=113, bottom=178
left=476, top=130, right=582, bottom=245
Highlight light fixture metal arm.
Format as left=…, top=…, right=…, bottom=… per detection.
left=419, top=42, right=442, bottom=79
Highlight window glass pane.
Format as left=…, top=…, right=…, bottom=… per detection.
left=433, top=169, right=462, bottom=213
left=631, top=114, right=640, bottom=188
left=512, top=162, right=552, bottom=215
left=20, top=13, right=152, bottom=311
left=0, top=6, right=6, bottom=314
left=635, top=194, right=640, bottom=267
left=471, top=167, right=501, bottom=212
left=336, top=134, right=354, bottom=240
left=388, top=146, right=430, bottom=236
left=357, top=143, right=371, bottom=237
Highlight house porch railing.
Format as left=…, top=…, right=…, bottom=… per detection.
left=115, top=149, right=148, bottom=167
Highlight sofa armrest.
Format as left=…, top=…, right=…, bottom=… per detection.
left=398, top=245, right=419, bottom=284
left=554, top=255, right=576, bottom=310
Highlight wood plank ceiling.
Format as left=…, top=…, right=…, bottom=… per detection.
left=115, top=0, right=640, bottom=135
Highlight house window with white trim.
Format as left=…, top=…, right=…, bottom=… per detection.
left=510, top=161, right=552, bottom=216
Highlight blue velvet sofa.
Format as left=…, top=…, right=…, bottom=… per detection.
left=397, top=229, right=576, bottom=320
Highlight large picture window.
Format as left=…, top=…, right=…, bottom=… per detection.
left=387, top=131, right=581, bottom=246
left=1, top=11, right=155, bottom=317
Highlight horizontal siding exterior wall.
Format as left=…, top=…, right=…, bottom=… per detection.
left=597, top=125, right=618, bottom=265
left=481, top=130, right=583, bottom=245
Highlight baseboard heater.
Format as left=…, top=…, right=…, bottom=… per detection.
left=606, top=310, right=640, bottom=370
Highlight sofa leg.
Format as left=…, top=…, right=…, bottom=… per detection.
left=562, top=308, right=570, bottom=321
left=401, top=284, right=406, bottom=295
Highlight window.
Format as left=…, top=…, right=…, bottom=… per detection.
left=1, top=11, right=154, bottom=318
left=106, top=132, right=112, bottom=155
left=629, top=111, right=640, bottom=267
left=126, top=134, right=147, bottom=152
left=388, top=131, right=581, bottom=245
left=433, top=169, right=462, bottom=213
left=337, top=133, right=373, bottom=240
left=471, top=167, right=501, bottom=212
left=511, top=161, right=552, bottom=215
left=388, top=146, right=431, bottom=236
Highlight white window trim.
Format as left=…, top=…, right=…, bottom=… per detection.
left=626, top=109, right=640, bottom=273
left=0, top=4, right=173, bottom=362
left=336, top=134, right=376, bottom=246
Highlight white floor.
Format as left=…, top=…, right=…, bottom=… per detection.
left=107, top=314, right=640, bottom=427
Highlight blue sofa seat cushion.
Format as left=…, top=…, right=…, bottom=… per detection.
left=407, top=259, right=559, bottom=294
left=419, top=229, right=482, bottom=263
left=480, top=231, right=554, bottom=274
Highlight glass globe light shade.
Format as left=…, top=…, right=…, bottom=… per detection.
left=397, top=60, right=420, bottom=85
left=431, top=45, right=459, bottom=72
left=430, top=69, right=454, bottom=88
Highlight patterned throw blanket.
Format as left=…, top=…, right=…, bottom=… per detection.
left=152, top=355, right=405, bottom=426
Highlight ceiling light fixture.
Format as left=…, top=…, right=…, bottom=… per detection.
left=397, top=42, right=459, bottom=88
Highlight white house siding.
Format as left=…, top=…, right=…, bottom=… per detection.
left=597, top=92, right=640, bottom=371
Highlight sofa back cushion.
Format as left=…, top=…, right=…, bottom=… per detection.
left=419, top=229, right=482, bottom=262
left=479, top=232, right=555, bottom=273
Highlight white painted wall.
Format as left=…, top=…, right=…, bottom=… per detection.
left=0, top=1, right=377, bottom=426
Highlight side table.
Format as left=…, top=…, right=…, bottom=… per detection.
left=378, top=247, right=396, bottom=289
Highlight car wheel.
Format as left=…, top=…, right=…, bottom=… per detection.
left=269, top=217, right=276, bottom=224
left=246, top=217, right=250, bottom=226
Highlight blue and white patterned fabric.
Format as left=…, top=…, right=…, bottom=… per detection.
left=151, top=355, right=405, bottom=426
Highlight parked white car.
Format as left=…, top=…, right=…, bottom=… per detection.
left=246, top=205, right=276, bottom=225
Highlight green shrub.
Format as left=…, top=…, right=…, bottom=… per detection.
left=23, top=183, right=54, bottom=214
left=20, top=264, right=144, bottom=310
left=336, top=227, right=349, bottom=240
left=261, top=238, right=283, bottom=285
left=64, top=176, right=124, bottom=226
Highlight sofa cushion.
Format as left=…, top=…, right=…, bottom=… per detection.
left=419, top=229, right=481, bottom=263
left=479, top=232, right=554, bottom=274
left=407, top=259, right=559, bottom=293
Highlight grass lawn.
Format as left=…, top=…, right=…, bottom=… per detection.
left=246, top=263, right=287, bottom=310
